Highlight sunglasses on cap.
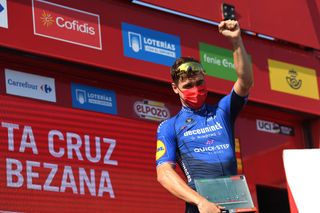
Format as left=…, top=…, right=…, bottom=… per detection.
left=176, top=62, right=205, bottom=75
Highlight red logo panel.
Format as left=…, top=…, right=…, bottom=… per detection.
left=32, top=0, right=102, bottom=50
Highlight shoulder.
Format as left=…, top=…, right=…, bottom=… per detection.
left=157, top=115, right=178, bottom=134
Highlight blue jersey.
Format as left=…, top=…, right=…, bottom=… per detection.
left=156, top=90, right=247, bottom=189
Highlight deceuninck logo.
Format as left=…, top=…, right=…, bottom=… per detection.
left=5, top=69, right=56, bottom=102
left=0, top=0, right=8, bottom=29
left=268, top=59, right=319, bottom=100
left=122, top=22, right=181, bottom=66
left=32, top=0, right=102, bottom=50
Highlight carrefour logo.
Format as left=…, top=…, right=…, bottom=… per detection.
left=7, top=79, right=52, bottom=94
left=5, top=69, right=56, bottom=102
left=40, top=84, right=53, bottom=93
left=122, top=22, right=181, bottom=66
left=32, top=0, right=102, bottom=50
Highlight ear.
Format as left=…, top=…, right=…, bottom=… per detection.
left=171, top=82, right=179, bottom=94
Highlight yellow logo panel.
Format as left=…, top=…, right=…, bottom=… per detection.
left=268, top=59, right=319, bottom=100
left=156, top=140, right=166, bottom=161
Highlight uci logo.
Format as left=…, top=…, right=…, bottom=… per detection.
left=256, top=119, right=280, bottom=134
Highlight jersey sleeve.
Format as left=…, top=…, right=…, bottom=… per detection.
left=155, top=119, right=177, bottom=167
left=218, top=88, right=248, bottom=122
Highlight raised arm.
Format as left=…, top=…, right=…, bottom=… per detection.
left=218, top=20, right=253, bottom=96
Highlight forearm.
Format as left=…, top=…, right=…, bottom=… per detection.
left=232, top=37, right=253, bottom=95
left=157, top=164, right=203, bottom=205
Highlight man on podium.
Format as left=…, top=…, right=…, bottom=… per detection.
left=155, top=20, right=253, bottom=213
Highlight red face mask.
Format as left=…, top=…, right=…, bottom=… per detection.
left=180, top=84, right=208, bottom=109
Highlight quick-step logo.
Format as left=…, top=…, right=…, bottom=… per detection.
left=32, top=0, right=102, bottom=50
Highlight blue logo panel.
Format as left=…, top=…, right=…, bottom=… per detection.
left=71, top=83, right=117, bottom=115
left=122, top=22, right=181, bottom=66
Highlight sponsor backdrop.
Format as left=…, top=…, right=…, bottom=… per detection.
left=0, top=0, right=318, bottom=115
left=132, top=0, right=320, bottom=49
left=0, top=94, right=183, bottom=213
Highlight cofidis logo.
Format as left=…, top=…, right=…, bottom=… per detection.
left=5, top=69, right=56, bottom=102
left=32, top=0, right=102, bottom=50
left=122, top=22, right=181, bottom=66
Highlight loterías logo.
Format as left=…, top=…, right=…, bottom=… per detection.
left=32, top=0, right=102, bottom=50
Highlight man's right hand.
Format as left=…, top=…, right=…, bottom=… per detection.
left=197, top=197, right=225, bottom=213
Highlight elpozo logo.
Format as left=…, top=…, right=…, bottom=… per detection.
left=134, top=100, right=170, bottom=122
left=122, top=22, right=181, bottom=66
left=32, top=0, right=102, bottom=50
left=5, top=69, right=56, bottom=102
